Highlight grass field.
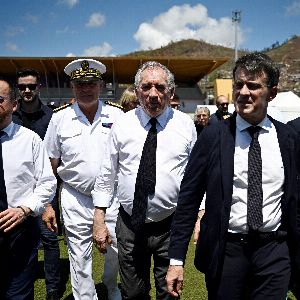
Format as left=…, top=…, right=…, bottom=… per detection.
left=34, top=237, right=207, bottom=299
left=34, top=237, right=295, bottom=300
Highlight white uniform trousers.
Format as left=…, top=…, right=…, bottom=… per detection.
left=61, top=183, right=119, bottom=300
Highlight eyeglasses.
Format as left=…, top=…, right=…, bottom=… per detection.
left=170, top=103, right=181, bottom=108
left=233, top=81, right=270, bottom=91
left=140, top=83, right=167, bottom=94
left=219, top=103, right=229, bottom=107
left=17, top=84, right=38, bottom=91
left=0, top=95, right=9, bottom=103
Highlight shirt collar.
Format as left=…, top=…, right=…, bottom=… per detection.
left=138, top=106, right=171, bottom=129
left=1, top=122, right=15, bottom=138
left=236, top=114, right=272, bottom=133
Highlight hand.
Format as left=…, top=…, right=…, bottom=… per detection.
left=193, top=218, right=200, bottom=245
left=166, top=265, right=184, bottom=298
left=42, top=204, right=58, bottom=233
left=0, top=207, right=28, bottom=232
left=194, top=209, right=205, bottom=245
left=93, top=208, right=112, bottom=254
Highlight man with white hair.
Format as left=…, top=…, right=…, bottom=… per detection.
left=92, top=61, right=197, bottom=299
left=43, top=59, right=123, bottom=300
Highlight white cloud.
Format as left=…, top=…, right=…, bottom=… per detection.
left=5, top=26, right=25, bottom=37
left=59, top=0, right=79, bottom=8
left=66, top=52, right=76, bottom=57
left=285, top=1, right=300, bottom=16
left=134, top=4, right=244, bottom=50
left=82, top=42, right=113, bottom=56
left=86, top=12, right=105, bottom=28
left=24, top=13, right=39, bottom=23
left=5, top=42, right=20, bottom=52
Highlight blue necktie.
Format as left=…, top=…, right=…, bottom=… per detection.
left=247, top=126, right=263, bottom=231
left=0, top=131, right=7, bottom=212
left=131, top=118, right=157, bottom=232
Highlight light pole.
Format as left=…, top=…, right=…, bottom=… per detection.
left=232, top=10, right=241, bottom=61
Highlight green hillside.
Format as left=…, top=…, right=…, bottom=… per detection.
left=124, top=36, right=300, bottom=95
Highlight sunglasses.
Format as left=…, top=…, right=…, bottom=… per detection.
left=17, top=84, right=38, bottom=91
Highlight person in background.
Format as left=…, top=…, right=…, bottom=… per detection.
left=209, top=95, right=231, bottom=124
left=170, top=94, right=181, bottom=110
left=91, top=61, right=197, bottom=299
left=0, top=78, right=56, bottom=299
left=192, top=106, right=210, bottom=243
left=194, top=106, right=210, bottom=136
left=43, top=59, right=123, bottom=300
left=13, top=68, right=61, bottom=300
left=166, top=52, right=300, bottom=299
left=119, top=86, right=139, bottom=112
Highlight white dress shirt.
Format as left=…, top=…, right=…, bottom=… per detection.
left=1, top=122, right=57, bottom=215
left=44, top=100, right=123, bottom=196
left=229, top=114, right=284, bottom=233
left=92, top=106, right=197, bottom=222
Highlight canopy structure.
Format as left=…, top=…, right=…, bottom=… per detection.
left=0, top=56, right=228, bottom=86
left=269, top=91, right=300, bottom=122
left=269, top=91, right=300, bottom=107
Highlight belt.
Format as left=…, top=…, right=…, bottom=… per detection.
left=119, top=205, right=174, bottom=235
left=227, top=230, right=287, bottom=245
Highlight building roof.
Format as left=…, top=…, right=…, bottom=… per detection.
left=0, top=56, right=228, bottom=85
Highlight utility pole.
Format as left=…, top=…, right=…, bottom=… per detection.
left=232, top=10, right=241, bottom=61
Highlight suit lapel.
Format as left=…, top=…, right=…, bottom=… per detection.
left=269, top=116, right=294, bottom=210
left=271, top=117, right=291, bottom=179
left=220, top=114, right=236, bottom=223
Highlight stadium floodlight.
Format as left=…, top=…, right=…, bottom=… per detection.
left=232, top=10, right=241, bottom=61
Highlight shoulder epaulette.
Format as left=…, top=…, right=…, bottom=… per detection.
left=104, top=100, right=124, bottom=111
left=53, top=103, right=72, bottom=113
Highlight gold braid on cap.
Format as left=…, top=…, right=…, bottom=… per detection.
left=70, top=60, right=102, bottom=80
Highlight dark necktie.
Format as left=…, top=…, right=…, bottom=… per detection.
left=0, top=131, right=7, bottom=212
left=247, top=126, right=263, bottom=231
left=131, top=118, right=157, bottom=232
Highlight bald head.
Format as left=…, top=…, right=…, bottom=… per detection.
left=216, top=95, right=229, bottom=115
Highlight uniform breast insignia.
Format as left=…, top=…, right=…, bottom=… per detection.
left=223, top=114, right=231, bottom=120
left=104, top=100, right=124, bottom=111
left=102, top=123, right=113, bottom=128
left=53, top=103, right=72, bottom=113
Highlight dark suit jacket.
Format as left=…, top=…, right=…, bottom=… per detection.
left=13, top=100, right=53, bottom=139
left=288, top=117, right=300, bottom=174
left=169, top=113, right=300, bottom=280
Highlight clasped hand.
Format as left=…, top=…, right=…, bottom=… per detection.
left=0, top=207, right=27, bottom=232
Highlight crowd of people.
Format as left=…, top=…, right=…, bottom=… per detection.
left=0, top=52, right=299, bottom=300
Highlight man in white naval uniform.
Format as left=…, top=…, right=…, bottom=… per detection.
left=43, top=59, right=123, bottom=300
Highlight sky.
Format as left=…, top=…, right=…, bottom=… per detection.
left=0, top=0, right=299, bottom=57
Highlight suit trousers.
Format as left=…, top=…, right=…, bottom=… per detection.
left=205, top=236, right=291, bottom=300
left=0, top=217, right=39, bottom=300
left=38, top=195, right=60, bottom=294
left=116, top=206, right=176, bottom=300
left=61, top=183, right=120, bottom=300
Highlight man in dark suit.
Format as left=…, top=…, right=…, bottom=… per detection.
left=166, top=52, right=300, bottom=300
left=287, top=117, right=300, bottom=299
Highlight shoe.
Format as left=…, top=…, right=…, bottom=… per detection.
left=107, top=287, right=121, bottom=300
left=46, top=290, right=60, bottom=300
